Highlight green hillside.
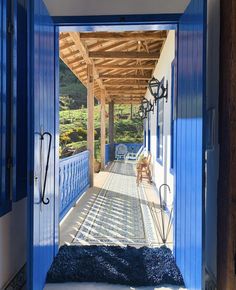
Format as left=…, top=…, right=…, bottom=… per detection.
left=59, top=60, right=143, bottom=159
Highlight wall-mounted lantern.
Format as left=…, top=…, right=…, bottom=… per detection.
left=148, top=77, right=168, bottom=103
left=138, top=106, right=147, bottom=120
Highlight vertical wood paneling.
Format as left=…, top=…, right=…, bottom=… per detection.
left=175, top=0, right=205, bottom=289
left=28, top=0, right=58, bottom=289
left=0, top=0, right=11, bottom=216
left=14, top=0, right=28, bottom=201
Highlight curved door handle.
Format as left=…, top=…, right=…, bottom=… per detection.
left=40, top=132, right=52, bottom=205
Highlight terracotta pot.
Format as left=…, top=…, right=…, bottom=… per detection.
left=94, top=159, right=101, bottom=173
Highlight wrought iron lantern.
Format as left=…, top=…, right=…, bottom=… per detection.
left=141, top=97, right=149, bottom=111
left=138, top=105, right=147, bottom=120
left=147, top=99, right=154, bottom=113
left=148, top=77, right=161, bottom=97
left=148, top=77, right=168, bottom=103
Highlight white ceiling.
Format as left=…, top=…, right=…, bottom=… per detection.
left=44, top=0, right=190, bottom=17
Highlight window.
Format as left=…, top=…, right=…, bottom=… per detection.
left=170, top=60, right=176, bottom=171
left=156, top=98, right=164, bottom=163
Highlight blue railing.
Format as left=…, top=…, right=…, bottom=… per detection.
left=105, top=144, right=110, bottom=165
left=115, top=143, right=143, bottom=154
left=115, top=143, right=143, bottom=157
left=59, top=150, right=90, bottom=220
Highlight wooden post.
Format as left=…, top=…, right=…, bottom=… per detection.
left=109, top=101, right=115, bottom=160
left=218, top=0, right=236, bottom=288
left=87, top=64, right=94, bottom=186
left=100, top=89, right=106, bottom=170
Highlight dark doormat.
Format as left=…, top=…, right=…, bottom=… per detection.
left=46, top=245, right=184, bottom=287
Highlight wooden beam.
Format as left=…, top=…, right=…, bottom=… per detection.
left=62, top=50, right=81, bottom=58
left=113, top=101, right=141, bottom=104
left=96, top=64, right=154, bottom=70
left=69, top=32, right=111, bottom=102
left=89, top=51, right=160, bottom=60
left=109, top=94, right=144, bottom=98
left=80, top=31, right=167, bottom=40
left=107, top=89, right=146, bottom=93
left=100, top=89, right=106, bottom=170
left=60, top=42, right=75, bottom=50
left=87, top=64, right=94, bottom=186
left=104, top=83, right=148, bottom=88
left=100, top=74, right=151, bottom=80
left=60, top=33, right=70, bottom=40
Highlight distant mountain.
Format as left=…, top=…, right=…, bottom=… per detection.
left=60, top=60, right=87, bottom=110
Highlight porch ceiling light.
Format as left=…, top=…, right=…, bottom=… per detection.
left=148, top=77, right=168, bottom=103
left=138, top=105, right=147, bottom=120
left=148, top=76, right=161, bottom=97
left=141, top=97, right=149, bottom=111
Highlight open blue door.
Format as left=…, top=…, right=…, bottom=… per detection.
left=27, top=1, right=59, bottom=289
left=175, top=0, right=206, bottom=289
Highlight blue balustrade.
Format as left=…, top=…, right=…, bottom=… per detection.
left=105, top=144, right=110, bottom=165
left=59, top=150, right=90, bottom=220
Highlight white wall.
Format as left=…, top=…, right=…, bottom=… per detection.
left=145, top=30, right=175, bottom=208
left=44, top=0, right=190, bottom=16
left=0, top=199, right=27, bottom=289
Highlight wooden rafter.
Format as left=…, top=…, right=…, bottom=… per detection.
left=80, top=31, right=167, bottom=40
left=100, top=74, right=151, bottom=80
left=89, top=51, right=160, bottom=60
left=95, top=64, right=154, bottom=70
left=59, top=29, right=167, bottom=104
left=68, top=32, right=111, bottom=101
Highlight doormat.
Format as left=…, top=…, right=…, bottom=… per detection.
left=4, top=264, right=26, bottom=290
left=46, top=245, right=184, bottom=287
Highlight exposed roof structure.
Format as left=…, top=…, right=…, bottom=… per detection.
left=59, top=30, right=168, bottom=104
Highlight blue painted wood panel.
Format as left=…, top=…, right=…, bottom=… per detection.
left=27, top=0, right=58, bottom=289
left=105, top=144, right=110, bottom=165
left=13, top=0, right=28, bottom=201
left=59, top=151, right=90, bottom=220
left=175, top=0, right=206, bottom=289
left=0, top=0, right=11, bottom=216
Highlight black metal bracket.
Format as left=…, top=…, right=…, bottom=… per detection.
left=40, top=132, right=52, bottom=205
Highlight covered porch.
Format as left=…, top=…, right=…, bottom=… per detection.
left=59, top=160, right=173, bottom=248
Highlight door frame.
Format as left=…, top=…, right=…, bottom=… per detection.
left=27, top=4, right=208, bottom=290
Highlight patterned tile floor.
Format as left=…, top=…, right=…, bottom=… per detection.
left=60, top=161, right=173, bottom=248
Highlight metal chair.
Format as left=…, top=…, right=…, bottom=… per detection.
left=115, top=144, right=128, bottom=160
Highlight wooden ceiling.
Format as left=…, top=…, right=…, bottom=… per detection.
left=59, top=30, right=168, bottom=104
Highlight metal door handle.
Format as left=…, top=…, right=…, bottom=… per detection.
left=40, top=132, right=52, bottom=205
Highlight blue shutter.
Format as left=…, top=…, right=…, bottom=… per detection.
left=0, top=0, right=11, bottom=216
left=27, top=0, right=59, bottom=289
left=175, top=0, right=206, bottom=289
left=13, top=0, right=28, bottom=201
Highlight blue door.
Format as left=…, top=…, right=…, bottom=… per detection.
left=27, top=1, right=59, bottom=289
left=175, top=0, right=206, bottom=289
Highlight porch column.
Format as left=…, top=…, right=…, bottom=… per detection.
left=109, top=101, right=115, bottom=160
left=87, top=64, right=94, bottom=186
left=100, top=89, right=106, bottom=170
